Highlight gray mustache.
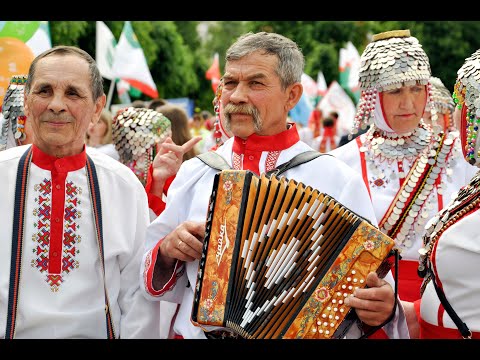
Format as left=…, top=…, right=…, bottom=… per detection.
left=223, top=104, right=257, bottom=116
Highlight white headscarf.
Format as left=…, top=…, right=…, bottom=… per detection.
left=373, top=92, right=395, bottom=133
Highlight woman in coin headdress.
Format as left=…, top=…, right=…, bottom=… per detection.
left=423, top=76, right=456, bottom=135
left=403, top=48, right=480, bottom=339
left=112, top=106, right=172, bottom=187
left=112, top=106, right=200, bottom=339
left=329, top=30, right=477, bottom=315
left=0, top=75, right=33, bottom=151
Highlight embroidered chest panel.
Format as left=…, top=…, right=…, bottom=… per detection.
left=31, top=178, right=83, bottom=292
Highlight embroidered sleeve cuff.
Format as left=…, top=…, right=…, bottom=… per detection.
left=144, top=238, right=185, bottom=297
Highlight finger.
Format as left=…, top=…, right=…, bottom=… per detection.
left=181, top=136, right=202, bottom=152
left=177, top=234, right=203, bottom=259
left=365, top=272, right=383, bottom=288
left=158, top=137, right=174, bottom=153
left=183, top=221, right=206, bottom=252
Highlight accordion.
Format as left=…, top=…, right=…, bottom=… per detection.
left=192, top=170, right=395, bottom=339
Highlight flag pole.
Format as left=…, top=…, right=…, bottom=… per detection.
left=105, top=78, right=116, bottom=111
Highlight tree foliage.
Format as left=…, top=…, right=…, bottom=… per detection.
left=45, top=21, right=480, bottom=112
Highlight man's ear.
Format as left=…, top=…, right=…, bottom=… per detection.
left=285, top=82, right=303, bottom=112
left=23, top=93, right=30, bottom=118
left=92, top=94, right=107, bottom=125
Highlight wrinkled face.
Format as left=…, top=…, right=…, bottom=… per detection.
left=221, top=51, right=300, bottom=139
left=381, top=85, right=427, bottom=134
left=24, top=54, right=105, bottom=157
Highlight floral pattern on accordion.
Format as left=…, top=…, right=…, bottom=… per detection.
left=283, top=223, right=394, bottom=339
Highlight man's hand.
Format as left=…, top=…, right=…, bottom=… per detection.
left=159, top=221, right=205, bottom=264
left=344, top=272, right=396, bottom=327
left=150, top=136, right=202, bottom=197
left=153, top=221, right=205, bottom=290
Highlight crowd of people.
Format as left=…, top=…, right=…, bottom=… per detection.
left=0, top=28, right=479, bottom=341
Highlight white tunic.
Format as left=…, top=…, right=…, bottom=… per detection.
left=0, top=145, right=160, bottom=338
left=329, top=133, right=477, bottom=262
left=420, top=174, right=480, bottom=333
left=420, top=210, right=480, bottom=332
left=141, top=134, right=409, bottom=339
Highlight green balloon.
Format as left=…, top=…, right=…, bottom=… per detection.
left=0, top=21, right=40, bottom=42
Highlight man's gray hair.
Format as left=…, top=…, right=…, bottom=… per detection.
left=25, top=45, right=104, bottom=100
left=226, top=32, right=304, bottom=90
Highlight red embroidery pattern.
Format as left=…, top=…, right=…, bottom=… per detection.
left=369, top=176, right=389, bottom=189
left=265, top=151, right=280, bottom=173
left=232, top=152, right=242, bottom=170
left=32, top=179, right=82, bottom=292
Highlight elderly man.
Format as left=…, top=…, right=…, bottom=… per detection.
left=0, top=46, right=160, bottom=338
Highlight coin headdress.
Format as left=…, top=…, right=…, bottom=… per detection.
left=428, top=76, right=455, bottom=132
left=0, top=75, right=28, bottom=151
left=112, top=107, right=172, bottom=185
left=453, top=48, right=480, bottom=166
left=353, top=30, right=433, bottom=134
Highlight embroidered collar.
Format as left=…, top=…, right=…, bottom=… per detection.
left=232, top=122, right=300, bottom=153
left=31, top=144, right=87, bottom=172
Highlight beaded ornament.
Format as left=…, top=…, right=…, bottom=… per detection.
left=427, top=76, right=455, bottom=133
left=112, top=107, right=171, bottom=186
left=452, top=48, right=480, bottom=166
left=0, top=75, right=28, bottom=151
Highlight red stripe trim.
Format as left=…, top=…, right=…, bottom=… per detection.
left=378, top=92, right=393, bottom=130
left=145, top=239, right=185, bottom=297
left=435, top=176, right=443, bottom=211
left=397, top=161, right=405, bottom=187
left=355, top=136, right=371, bottom=199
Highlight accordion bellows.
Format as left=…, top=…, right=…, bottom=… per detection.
left=192, top=170, right=395, bottom=339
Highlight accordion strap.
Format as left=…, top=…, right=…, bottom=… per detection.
left=430, top=269, right=472, bottom=339
left=196, top=150, right=327, bottom=174
left=359, top=248, right=400, bottom=339
left=196, top=151, right=231, bottom=171
left=266, top=150, right=327, bottom=176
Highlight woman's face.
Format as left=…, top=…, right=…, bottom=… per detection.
left=381, top=84, right=427, bottom=134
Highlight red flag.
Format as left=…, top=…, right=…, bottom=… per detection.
left=206, top=53, right=221, bottom=93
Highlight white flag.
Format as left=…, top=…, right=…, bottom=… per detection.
left=96, top=21, right=117, bottom=80
left=344, top=42, right=360, bottom=91
left=316, top=71, right=327, bottom=96
left=319, top=81, right=357, bottom=137
left=301, top=73, right=318, bottom=103
left=339, top=41, right=361, bottom=99
left=111, top=21, right=158, bottom=98
left=26, top=21, right=52, bottom=56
